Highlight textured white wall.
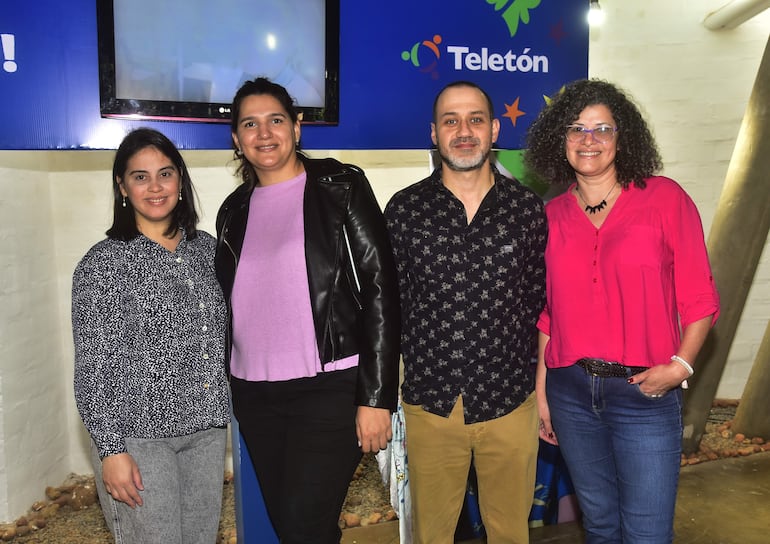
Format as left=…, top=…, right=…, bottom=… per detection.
left=0, top=0, right=768, bottom=522
left=0, top=154, right=70, bottom=520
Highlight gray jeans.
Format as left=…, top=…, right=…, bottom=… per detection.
left=91, top=427, right=227, bottom=544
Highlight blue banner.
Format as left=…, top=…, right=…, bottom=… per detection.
left=0, top=0, right=587, bottom=150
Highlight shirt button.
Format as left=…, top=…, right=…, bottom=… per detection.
left=187, top=279, right=194, bottom=287
left=202, top=325, right=208, bottom=332
left=176, top=257, right=183, bottom=263
left=199, top=302, right=206, bottom=309
left=203, top=383, right=210, bottom=389
left=202, top=353, right=209, bottom=360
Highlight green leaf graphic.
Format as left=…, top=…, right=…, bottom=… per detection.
left=487, top=0, right=542, bottom=37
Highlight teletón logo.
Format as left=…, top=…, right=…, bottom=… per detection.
left=400, top=0, right=546, bottom=78
left=401, top=35, right=443, bottom=80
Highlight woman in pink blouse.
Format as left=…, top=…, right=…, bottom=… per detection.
left=524, top=79, right=720, bottom=544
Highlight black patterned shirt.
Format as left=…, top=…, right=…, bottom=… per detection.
left=72, top=231, right=230, bottom=458
left=384, top=169, right=547, bottom=423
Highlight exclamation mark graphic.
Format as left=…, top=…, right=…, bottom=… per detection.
left=1, top=34, right=18, bottom=73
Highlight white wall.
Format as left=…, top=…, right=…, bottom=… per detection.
left=0, top=153, right=71, bottom=520
left=0, top=0, right=767, bottom=522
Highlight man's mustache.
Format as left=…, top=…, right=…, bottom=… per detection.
left=449, top=137, right=481, bottom=147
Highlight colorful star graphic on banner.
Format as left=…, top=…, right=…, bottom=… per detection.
left=503, top=98, right=526, bottom=126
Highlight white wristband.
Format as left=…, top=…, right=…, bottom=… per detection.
left=670, top=355, right=694, bottom=376
left=671, top=355, right=694, bottom=389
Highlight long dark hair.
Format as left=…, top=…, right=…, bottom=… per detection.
left=106, top=128, right=199, bottom=240
left=230, top=77, right=301, bottom=189
left=524, top=79, right=662, bottom=189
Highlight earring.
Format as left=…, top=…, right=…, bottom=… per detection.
left=122, top=196, right=126, bottom=208
left=178, top=189, right=183, bottom=201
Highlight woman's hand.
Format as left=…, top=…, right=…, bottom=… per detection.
left=630, top=315, right=713, bottom=397
left=101, top=453, right=144, bottom=508
left=536, top=331, right=558, bottom=445
left=537, top=393, right=558, bottom=445
left=628, top=363, right=691, bottom=397
left=356, top=406, right=392, bottom=453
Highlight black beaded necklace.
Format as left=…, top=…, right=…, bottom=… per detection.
left=576, top=183, right=618, bottom=214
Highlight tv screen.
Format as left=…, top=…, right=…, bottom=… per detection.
left=96, top=0, right=339, bottom=124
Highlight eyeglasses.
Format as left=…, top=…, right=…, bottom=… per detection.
left=565, top=125, right=618, bottom=143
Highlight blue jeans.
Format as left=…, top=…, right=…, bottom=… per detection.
left=546, top=364, right=682, bottom=544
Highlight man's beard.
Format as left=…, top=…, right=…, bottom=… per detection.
left=437, top=137, right=491, bottom=172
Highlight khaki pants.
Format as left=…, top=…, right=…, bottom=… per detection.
left=403, top=393, right=539, bottom=544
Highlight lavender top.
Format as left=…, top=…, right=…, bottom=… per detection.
left=230, top=172, right=357, bottom=382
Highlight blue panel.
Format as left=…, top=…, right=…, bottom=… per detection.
left=0, top=0, right=587, bottom=150
left=230, top=416, right=279, bottom=543
left=330, top=0, right=589, bottom=150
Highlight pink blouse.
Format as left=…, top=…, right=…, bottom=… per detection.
left=537, top=176, right=719, bottom=368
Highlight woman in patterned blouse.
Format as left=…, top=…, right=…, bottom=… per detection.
left=72, top=128, right=230, bottom=544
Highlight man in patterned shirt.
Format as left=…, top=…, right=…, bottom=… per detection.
left=384, top=81, right=547, bottom=543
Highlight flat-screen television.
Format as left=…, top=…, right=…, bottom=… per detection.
left=96, top=0, right=339, bottom=124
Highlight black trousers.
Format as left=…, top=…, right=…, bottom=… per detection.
left=231, top=368, right=362, bottom=544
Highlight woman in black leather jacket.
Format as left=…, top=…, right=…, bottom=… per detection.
left=215, top=78, right=400, bottom=544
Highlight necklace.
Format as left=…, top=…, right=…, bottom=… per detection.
left=576, top=182, right=618, bottom=215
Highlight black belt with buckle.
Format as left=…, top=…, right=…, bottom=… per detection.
left=575, top=358, right=647, bottom=378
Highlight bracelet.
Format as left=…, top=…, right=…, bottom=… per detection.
left=671, top=355, right=694, bottom=389
left=670, top=355, right=694, bottom=376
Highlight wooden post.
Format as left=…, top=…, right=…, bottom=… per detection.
left=681, top=37, right=770, bottom=454
left=732, top=320, right=770, bottom=438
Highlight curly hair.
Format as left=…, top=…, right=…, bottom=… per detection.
left=524, top=79, right=662, bottom=189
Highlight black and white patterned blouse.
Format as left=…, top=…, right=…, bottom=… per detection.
left=72, top=231, right=230, bottom=459
left=385, top=169, right=547, bottom=423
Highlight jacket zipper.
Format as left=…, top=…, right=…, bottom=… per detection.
left=218, top=207, right=239, bottom=270
left=222, top=237, right=238, bottom=269
left=342, top=224, right=363, bottom=311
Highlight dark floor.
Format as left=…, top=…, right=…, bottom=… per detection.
left=341, top=451, right=770, bottom=543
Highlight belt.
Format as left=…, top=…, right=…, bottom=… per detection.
left=575, top=358, right=647, bottom=378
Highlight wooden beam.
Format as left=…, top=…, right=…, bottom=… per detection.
left=732, top=320, right=770, bottom=437
left=682, top=37, right=770, bottom=454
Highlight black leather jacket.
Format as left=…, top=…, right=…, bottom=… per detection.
left=215, top=155, right=400, bottom=409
